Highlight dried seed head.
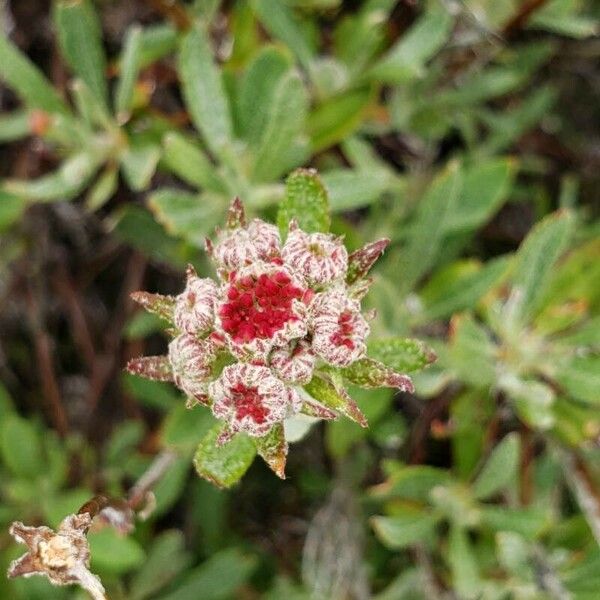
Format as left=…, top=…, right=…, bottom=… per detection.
left=8, top=514, right=106, bottom=600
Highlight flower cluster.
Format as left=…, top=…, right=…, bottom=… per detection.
left=127, top=199, right=413, bottom=478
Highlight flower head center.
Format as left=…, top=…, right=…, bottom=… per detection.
left=230, top=383, right=270, bottom=424
left=219, top=270, right=303, bottom=343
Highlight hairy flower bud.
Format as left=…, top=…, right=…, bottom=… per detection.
left=174, top=270, right=217, bottom=335
left=271, top=340, right=316, bottom=384
left=168, top=334, right=217, bottom=405
left=211, top=219, right=281, bottom=271
left=209, top=364, right=302, bottom=436
left=311, top=289, right=369, bottom=366
left=282, top=226, right=348, bottom=285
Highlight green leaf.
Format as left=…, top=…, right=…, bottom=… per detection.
left=139, top=23, right=179, bottom=68
left=308, top=88, right=372, bottom=152
left=501, top=375, right=555, bottom=430
left=419, top=256, right=510, bottom=322
left=252, top=0, right=315, bottom=69
left=447, top=314, right=496, bottom=388
left=0, top=191, right=27, bottom=232
left=278, top=168, right=330, bottom=235
left=193, top=424, right=257, bottom=488
left=375, top=465, right=452, bottom=501
left=304, top=375, right=367, bottom=427
left=511, top=209, right=574, bottom=323
left=89, top=529, right=145, bottom=575
left=481, top=506, right=548, bottom=539
left=372, top=510, right=439, bottom=549
left=54, top=0, right=108, bottom=107
left=3, top=151, right=104, bottom=202
left=447, top=524, right=481, bottom=597
left=369, top=10, right=453, bottom=83
left=163, top=404, right=215, bottom=452
left=130, top=531, right=192, bottom=600
left=322, top=169, right=392, bottom=212
left=236, top=46, right=292, bottom=145
left=162, top=132, right=227, bottom=193
left=251, top=71, right=308, bottom=182
left=0, top=415, right=43, bottom=479
left=398, top=161, right=462, bottom=293
left=148, top=188, right=224, bottom=247
left=254, top=424, right=288, bottom=479
left=0, top=35, right=68, bottom=113
left=114, top=25, right=143, bottom=123
left=178, top=25, right=233, bottom=157
left=0, top=110, right=31, bottom=142
left=157, top=548, right=257, bottom=600
left=472, top=432, right=520, bottom=500
left=556, top=356, right=600, bottom=405
left=112, top=205, right=188, bottom=266
left=445, top=158, right=517, bottom=232
left=341, top=358, right=414, bottom=391
left=86, top=166, right=118, bottom=211
left=120, top=143, right=161, bottom=191
left=367, top=337, right=436, bottom=373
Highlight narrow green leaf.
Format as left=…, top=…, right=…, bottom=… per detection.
left=252, top=0, right=315, bottom=69
left=120, top=143, right=161, bottom=191
left=367, top=338, right=436, bottom=374
left=0, top=35, right=68, bottom=113
left=481, top=506, right=548, bottom=539
left=420, top=255, right=511, bottom=322
left=277, top=168, right=330, bottom=235
left=148, top=189, right=224, bottom=247
left=130, top=531, right=192, bottom=600
left=0, top=191, right=27, bottom=232
left=304, top=375, right=367, bottom=427
left=3, top=151, right=104, bottom=202
left=446, top=158, right=517, bottom=232
left=0, top=415, right=43, bottom=479
left=371, top=510, right=439, bottom=549
left=473, top=432, right=520, bottom=500
left=0, top=110, right=31, bottom=142
left=251, top=71, right=308, bottom=182
left=369, top=10, right=453, bottom=83
left=86, top=167, right=118, bottom=211
left=341, top=358, right=414, bottom=391
left=236, top=46, right=291, bottom=145
left=556, top=356, right=600, bottom=405
left=308, top=88, right=372, bottom=152
left=512, top=209, right=574, bottom=323
left=54, top=0, right=108, bottom=107
left=322, top=169, right=392, bottom=212
left=254, top=424, right=288, bottom=479
left=139, top=23, right=178, bottom=68
left=193, top=424, right=257, bottom=489
left=89, top=529, right=145, bottom=575
left=162, top=132, right=227, bottom=193
left=178, top=25, right=233, bottom=157
left=447, top=524, right=481, bottom=597
left=114, top=25, right=143, bottom=123
left=158, top=548, right=257, bottom=600
left=399, top=161, right=462, bottom=293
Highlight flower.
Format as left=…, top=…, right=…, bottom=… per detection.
left=8, top=514, right=106, bottom=600
left=216, top=264, right=309, bottom=360
left=271, top=340, right=316, bottom=384
left=173, top=268, right=217, bottom=335
left=168, top=334, right=217, bottom=406
left=210, top=219, right=281, bottom=272
left=209, top=363, right=302, bottom=436
left=311, top=288, right=370, bottom=366
left=282, top=225, right=348, bottom=285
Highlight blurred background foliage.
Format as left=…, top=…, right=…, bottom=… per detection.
left=0, top=0, right=599, bottom=598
